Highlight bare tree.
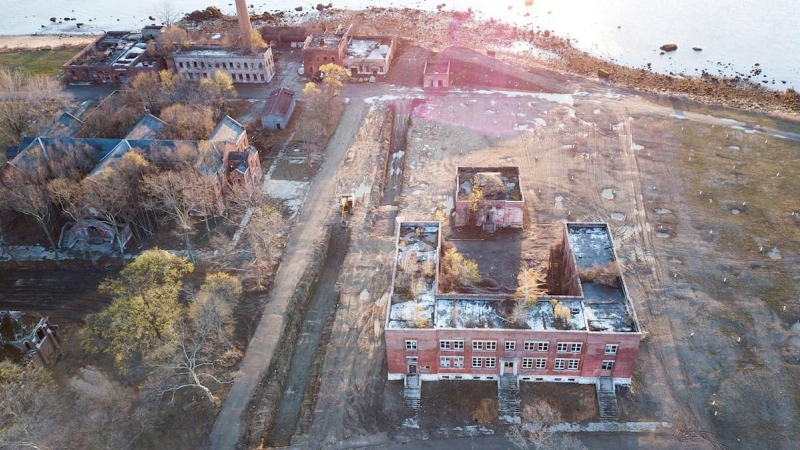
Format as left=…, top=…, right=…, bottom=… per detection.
left=199, top=71, right=237, bottom=119
left=82, top=151, right=156, bottom=257
left=507, top=401, right=588, bottom=450
left=154, top=0, right=181, bottom=28
left=0, top=67, right=66, bottom=145
left=0, top=361, right=64, bottom=449
left=142, top=169, right=198, bottom=262
left=241, top=202, right=285, bottom=289
left=146, top=273, right=242, bottom=407
left=2, top=163, right=60, bottom=263
left=160, top=104, right=215, bottom=140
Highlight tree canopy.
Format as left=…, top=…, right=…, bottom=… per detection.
left=81, top=249, right=194, bottom=370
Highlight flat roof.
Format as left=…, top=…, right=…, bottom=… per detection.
left=344, top=37, right=391, bottom=60
left=387, top=221, right=637, bottom=333
left=304, top=33, right=345, bottom=50
left=456, top=166, right=523, bottom=201
left=424, top=60, right=450, bottom=74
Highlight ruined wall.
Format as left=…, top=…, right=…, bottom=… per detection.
left=453, top=200, right=524, bottom=228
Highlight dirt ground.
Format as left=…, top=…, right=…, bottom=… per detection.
left=283, top=75, right=800, bottom=449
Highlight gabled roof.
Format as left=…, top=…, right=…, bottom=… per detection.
left=124, top=114, right=166, bottom=140
left=43, top=111, right=85, bottom=138
left=10, top=137, right=120, bottom=171
left=209, top=116, right=246, bottom=143
left=263, top=87, right=296, bottom=118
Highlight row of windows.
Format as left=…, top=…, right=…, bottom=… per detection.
left=316, top=56, right=337, bottom=63
left=185, top=72, right=266, bottom=82
left=436, top=356, right=615, bottom=372
left=439, top=356, right=464, bottom=368
left=407, top=340, right=619, bottom=355
left=178, top=60, right=266, bottom=70
left=469, top=357, right=497, bottom=368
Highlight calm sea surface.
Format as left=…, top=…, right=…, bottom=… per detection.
left=2, top=0, right=797, bottom=90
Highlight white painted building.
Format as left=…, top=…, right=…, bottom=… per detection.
left=171, top=47, right=275, bottom=84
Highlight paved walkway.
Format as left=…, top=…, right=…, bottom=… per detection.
left=208, top=100, right=369, bottom=449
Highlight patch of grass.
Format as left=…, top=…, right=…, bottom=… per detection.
left=0, top=48, right=80, bottom=76
left=270, top=158, right=317, bottom=181
left=678, top=121, right=800, bottom=256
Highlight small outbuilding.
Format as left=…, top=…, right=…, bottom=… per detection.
left=261, top=87, right=297, bottom=130
left=423, top=60, right=450, bottom=89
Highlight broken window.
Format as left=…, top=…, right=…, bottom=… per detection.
left=567, top=359, right=580, bottom=370
left=405, top=340, right=417, bottom=351
left=453, top=357, right=464, bottom=369
left=605, top=344, right=619, bottom=355
left=602, top=360, right=615, bottom=370
left=522, top=358, right=533, bottom=369
left=440, top=357, right=450, bottom=368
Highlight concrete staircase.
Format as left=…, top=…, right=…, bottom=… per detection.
left=403, top=374, right=421, bottom=410
left=498, top=374, right=521, bottom=423
left=597, top=376, right=619, bottom=420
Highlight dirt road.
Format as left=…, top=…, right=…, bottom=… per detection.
left=268, top=227, right=350, bottom=446
left=208, top=99, right=369, bottom=450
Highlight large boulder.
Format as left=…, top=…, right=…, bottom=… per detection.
left=660, top=44, right=678, bottom=52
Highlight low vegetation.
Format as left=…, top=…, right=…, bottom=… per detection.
left=439, top=246, right=482, bottom=292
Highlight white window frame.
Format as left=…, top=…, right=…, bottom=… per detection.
left=472, top=341, right=483, bottom=350
left=523, top=341, right=536, bottom=351
left=567, top=359, right=580, bottom=371
left=440, top=356, right=450, bottom=368
left=485, top=357, right=496, bottom=368
left=537, top=342, right=549, bottom=352
left=440, top=340, right=465, bottom=351
left=453, top=357, right=464, bottom=368
left=472, top=357, right=482, bottom=368
left=602, top=360, right=615, bottom=370
left=570, top=343, right=583, bottom=353
left=522, top=357, right=534, bottom=369
left=505, top=341, right=516, bottom=351
left=535, top=358, right=547, bottom=369
left=485, top=341, right=497, bottom=351
left=405, top=340, right=417, bottom=351
left=605, top=344, right=619, bottom=355
left=554, top=358, right=566, bottom=370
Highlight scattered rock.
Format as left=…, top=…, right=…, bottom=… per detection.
left=148, top=15, right=155, bottom=21
left=295, top=6, right=303, bottom=11
left=660, top=44, right=678, bottom=52
left=693, top=47, right=702, bottom=51
left=50, top=17, right=57, bottom=23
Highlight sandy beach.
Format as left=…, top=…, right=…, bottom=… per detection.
left=0, top=35, right=98, bottom=51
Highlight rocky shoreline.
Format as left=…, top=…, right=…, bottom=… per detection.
left=304, top=8, right=800, bottom=116
left=2, top=8, right=798, bottom=116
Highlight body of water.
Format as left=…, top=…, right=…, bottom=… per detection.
left=2, top=0, right=797, bottom=90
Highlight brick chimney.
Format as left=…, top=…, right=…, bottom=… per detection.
left=235, top=0, right=253, bottom=51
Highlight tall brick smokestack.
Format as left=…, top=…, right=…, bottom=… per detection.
left=235, top=0, right=253, bottom=51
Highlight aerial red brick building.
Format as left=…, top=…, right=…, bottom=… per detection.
left=385, top=221, right=641, bottom=387
left=454, top=167, right=524, bottom=231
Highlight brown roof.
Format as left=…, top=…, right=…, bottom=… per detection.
left=263, top=87, right=296, bottom=118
